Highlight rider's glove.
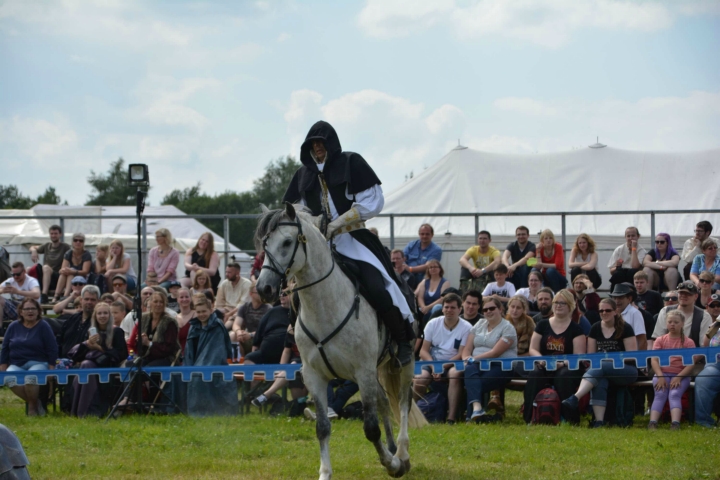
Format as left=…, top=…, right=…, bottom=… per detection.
left=326, top=207, right=362, bottom=240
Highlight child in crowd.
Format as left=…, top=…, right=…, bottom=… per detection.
left=648, top=310, right=698, bottom=430
left=482, top=264, right=516, bottom=305
left=145, top=271, right=159, bottom=287
left=95, top=244, right=109, bottom=278
left=111, top=300, right=134, bottom=342
left=100, top=293, right=114, bottom=305
left=167, top=281, right=181, bottom=313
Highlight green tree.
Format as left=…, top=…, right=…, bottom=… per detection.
left=86, top=158, right=148, bottom=206
left=35, top=187, right=66, bottom=205
left=0, top=185, right=33, bottom=209
left=251, top=155, right=300, bottom=209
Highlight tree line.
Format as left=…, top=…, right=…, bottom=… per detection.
left=0, top=156, right=300, bottom=250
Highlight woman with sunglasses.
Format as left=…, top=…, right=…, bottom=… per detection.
left=561, top=298, right=638, bottom=427
left=690, top=238, right=720, bottom=290
left=642, top=233, right=680, bottom=292
left=53, top=233, right=92, bottom=304
left=462, top=297, right=517, bottom=423
left=523, top=289, right=587, bottom=424
left=0, top=298, right=57, bottom=416
left=695, top=271, right=716, bottom=309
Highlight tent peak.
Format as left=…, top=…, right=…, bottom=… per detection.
left=589, top=136, right=607, bottom=149
left=453, top=139, right=467, bottom=150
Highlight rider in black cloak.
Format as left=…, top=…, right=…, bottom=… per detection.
left=283, top=120, right=416, bottom=365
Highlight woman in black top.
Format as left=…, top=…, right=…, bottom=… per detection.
left=53, top=233, right=92, bottom=303
left=560, top=298, right=638, bottom=427
left=523, top=289, right=586, bottom=424
left=182, top=232, right=221, bottom=294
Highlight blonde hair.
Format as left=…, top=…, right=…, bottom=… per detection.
left=192, top=293, right=212, bottom=310
left=177, top=287, right=194, bottom=309
left=553, top=289, right=577, bottom=314
left=108, top=239, right=126, bottom=270
left=573, top=233, right=596, bottom=254
left=666, top=309, right=686, bottom=344
left=506, top=295, right=529, bottom=316
left=96, top=244, right=109, bottom=254
left=91, top=303, right=114, bottom=349
left=155, top=228, right=173, bottom=246
left=539, top=229, right=556, bottom=244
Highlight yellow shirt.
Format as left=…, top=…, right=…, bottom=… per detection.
left=464, top=245, right=500, bottom=269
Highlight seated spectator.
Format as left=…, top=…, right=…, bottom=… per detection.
left=633, top=271, right=663, bottom=317
left=182, top=232, right=221, bottom=293
left=532, top=287, right=554, bottom=324
left=517, top=270, right=544, bottom=313
left=690, top=238, right=720, bottom=290
left=120, top=287, right=178, bottom=344
left=414, top=293, right=472, bottom=424
left=216, top=263, right=251, bottom=326
left=524, top=289, right=587, bottom=424
left=567, top=289, right=593, bottom=336
left=146, top=228, right=179, bottom=289
left=0, top=297, right=57, bottom=416
left=681, top=221, right=716, bottom=282
left=58, top=286, right=99, bottom=359
left=461, top=290, right=483, bottom=326
left=104, top=240, right=137, bottom=293
left=706, top=293, right=720, bottom=322
left=110, top=300, right=127, bottom=330
left=403, top=223, right=443, bottom=285
left=502, top=226, right=536, bottom=290
left=109, top=274, right=133, bottom=312
left=29, top=224, right=71, bottom=304
left=643, top=233, right=680, bottom=292
left=1, top=261, right=41, bottom=325
left=145, top=271, right=159, bottom=287
left=127, top=291, right=180, bottom=367
left=166, top=281, right=181, bottom=313
left=481, top=264, right=516, bottom=305
left=414, top=259, right=450, bottom=328
left=533, top=229, right=568, bottom=293
left=609, top=283, right=647, bottom=350
left=243, top=289, right=291, bottom=366
left=250, top=251, right=265, bottom=282
left=695, top=271, right=717, bottom=309
left=70, top=302, right=128, bottom=418
left=608, top=227, right=647, bottom=293
left=304, top=380, right=361, bottom=421
left=229, top=283, right=271, bottom=356
left=463, top=297, right=517, bottom=423
left=561, top=298, right=639, bottom=427
left=569, top=233, right=601, bottom=289
left=176, top=288, right=195, bottom=352
left=184, top=294, right=238, bottom=417
left=91, top=244, right=109, bottom=293
left=391, top=249, right=419, bottom=292
left=191, top=270, right=213, bottom=297
left=100, top=293, right=114, bottom=304
left=459, top=230, right=501, bottom=294
left=572, top=274, right=600, bottom=316
left=52, top=233, right=92, bottom=303
left=647, top=310, right=699, bottom=430
left=505, top=295, right=536, bottom=358
left=651, top=281, right=712, bottom=348
left=695, top=314, right=720, bottom=428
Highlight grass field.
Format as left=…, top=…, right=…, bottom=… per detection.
left=1, top=387, right=718, bottom=480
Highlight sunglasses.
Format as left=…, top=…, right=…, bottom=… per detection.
left=482, top=306, right=497, bottom=313
left=12, top=272, right=22, bottom=277
left=73, top=238, right=84, bottom=243
left=112, top=283, right=125, bottom=288
left=709, top=303, right=720, bottom=308
left=662, top=296, right=678, bottom=301
left=699, top=279, right=712, bottom=284
left=72, top=282, right=85, bottom=286
left=280, top=292, right=289, bottom=297
left=654, top=240, right=666, bottom=244
left=598, top=308, right=615, bottom=314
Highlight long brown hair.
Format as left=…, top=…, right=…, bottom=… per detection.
left=108, top=239, right=126, bottom=270
left=193, top=232, right=215, bottom=268
left=599, top=298, right=625, bottom=340
left=91, top=303, right=115, bottom=349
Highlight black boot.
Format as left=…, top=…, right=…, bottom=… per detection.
left=395, top=319, right=416, bottom=367
left=378, top=308, right=414, bottom=366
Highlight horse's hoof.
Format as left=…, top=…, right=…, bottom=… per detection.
left=402, top=459, right=411, bottom=473
left=388, top=459, right=405, bottom=478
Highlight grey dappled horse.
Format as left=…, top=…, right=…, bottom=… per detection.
left=255, top=203, right=425, bottom=480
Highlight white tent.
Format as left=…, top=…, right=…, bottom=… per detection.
left=368, top=145, right=720, bottom=288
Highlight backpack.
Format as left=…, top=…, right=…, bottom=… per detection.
left=601, top=387, right=634, bottom=427
left=417, top=391, right=448, bottom=423
left=340, top=401, right=364, bottom=420
left=531, top=387, right=561, bottom=425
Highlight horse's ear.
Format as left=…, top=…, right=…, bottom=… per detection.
left=284, top=201, right=296, bottom=221
left=259, top=204, right=270, bottom=214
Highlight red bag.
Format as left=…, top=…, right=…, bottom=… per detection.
left=531, top=388, right=561, bottom=425
left=26, top=263, right=41, bottom=280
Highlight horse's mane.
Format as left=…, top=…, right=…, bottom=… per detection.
left=254, top=204, right=312, bottom=251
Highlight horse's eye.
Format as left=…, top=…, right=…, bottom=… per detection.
left=283, top=239, right=292, bottom=248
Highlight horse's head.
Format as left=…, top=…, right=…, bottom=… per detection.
left=254, top=202, right=313, bottom=303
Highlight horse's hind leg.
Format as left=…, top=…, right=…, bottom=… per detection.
left=303, top=368, right=333, bottom=480
left=376, top=382, right=397, bottom=455
left=395, top=363, right=414, bottom=473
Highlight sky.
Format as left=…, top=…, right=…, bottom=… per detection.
left=1, top=0, right=719, bottom=206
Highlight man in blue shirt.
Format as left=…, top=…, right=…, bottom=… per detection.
left=403, top=224, right=443, bottom=284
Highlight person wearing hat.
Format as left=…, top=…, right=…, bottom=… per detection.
left=109, top=274, right=133, bottom=312
left=651, top=281, right=713, bottom=348
left=610, top=282, right=647, bottom=350
left=166, top=280, right=181, bottom=313
left=695, top=297, right=720, bottom=428
left=51, top=276, right=87, bottom=316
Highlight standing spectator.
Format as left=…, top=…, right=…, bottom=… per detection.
left=690, top=238, right=720, bottom=290
left=1, top=262, right=41, bottom=324
left=609, top=283, right=647, bottom=350
left=534, top=229, right=567, bottom=293
left=634, top=271, right=663, bottom=317
left=182, top=232, right=221, bottom=293
left=403, top=224, right=443, bottom=285
left=696, top=271, right=717, bottom=309
left=643, top=233, right=680, bottom=292
left=460, top=290, right=483, bottom=326
left=502, top=226, right=536, bottom=290
left=104, top=240, right=137, bottom=293
left=463, top=297, right=517, bottom=423
left=608, top=227, right=647, bottom=292
left=695, top=310, right=720, bottom=428
left=459, top=230, right=501, bottom=294
left=243, top=289, right=291, bottom=366
left=568, top=233, right=601, bottom=289
left=53, top=233, right=92, bottom=304
left=391, top=249, right=419, bottom=292
left=532, top=288, right=554, bottom=324
left=517, top=270, right=544, bottom=313
left=681, top=221, right=716, bottom=282
left=481, top=264, right=516, bottom=305
left=0, top=297, right=57, bottom=416
left=647, top=310, right=699, bottom=430
left=524, top=289, right=587, bottom=424
left=652, top=281, right=712, bottom=348
left=229, top=283, right=271, bottom=356
left=414, top=259, right=450, bottom=327
left=146, top=228, right=179, bottom=289
left=215, top=263, right=251, bottom=324
left=28, top=224, right=70, bottom=304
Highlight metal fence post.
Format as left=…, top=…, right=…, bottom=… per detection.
left=650, top=212, right=656, bottom=247
left=474, top=214, right=479, bottom=236
left=141, top=217, right=147, bottom=283
left=561, top=213, right=567, bottom=258
left=390, top=215, right=395, bottom=250
left=59, top=218, right=65, bottom=244
left=223, top=216, right=230, bottom=265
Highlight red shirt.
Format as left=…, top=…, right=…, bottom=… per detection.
left=538, top=242, right=566, bottom=276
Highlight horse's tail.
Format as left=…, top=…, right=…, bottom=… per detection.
left=378, top=362, right=428, bottom=428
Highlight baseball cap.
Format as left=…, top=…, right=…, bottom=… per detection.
left=112, top=274, right=127, bottom=284
left=168, top=281, right=181, bottom=289
left=676, top=281, right=698, bottom=295
left=71, top=276, right=87, bottom=285
left=708, top=293, right=720, bottom=306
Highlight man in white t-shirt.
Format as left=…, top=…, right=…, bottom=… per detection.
left=1, top=261, right=41, bottom=323
left=413, top=293, right=472, bottom=423
left=609, top=282, right=647, bottom=350
left=608, top=227, right=648, bottom=293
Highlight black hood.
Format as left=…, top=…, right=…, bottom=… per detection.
left=300, top=121, right=342, bottom=170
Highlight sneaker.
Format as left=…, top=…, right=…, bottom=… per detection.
left=304, top=408, right=317, bottom=421
left=41, top=293, right=49, bottom=304
left=590, top=420, right=606, bottom=429
left=288, top=400, right=305, bottom=417
left=470, top=409, right=488, bottom=424
left=446, top=419, right=456, bottom=425
left=670, top=421, right=681, bottom=431
left=562, top=395, right=579, bottom=411
left=647, top=421, right=658, bottom=430
left=327, top=408, right=338, bottom=420
left=251, top=394, right=268, bottom=408
left=487, top=391, right=504, bottom=412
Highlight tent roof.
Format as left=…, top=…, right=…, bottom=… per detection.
left=368, top=146, right=720, bottom=238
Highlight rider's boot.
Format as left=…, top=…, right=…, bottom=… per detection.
left=379, top=307, right=416, bottom=367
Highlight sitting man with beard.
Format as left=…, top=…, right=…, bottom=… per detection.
left=532, top=287, right=554, bottom=325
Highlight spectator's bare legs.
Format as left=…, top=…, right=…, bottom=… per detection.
left=664, top=268, right=679, bottom=292
left=412, top=368, right=432, bottom=400
left=11, top=385, right=40, bottom=415
left=53, top=274, right=68, bottom=301
left=447, top=366, right=463, bottom=422
left=41, top=265, right=53, bottom=296
left=643, top=268, right=660, bottom=292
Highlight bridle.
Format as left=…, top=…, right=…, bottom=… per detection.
left=261, top=217, right=335, bottom=294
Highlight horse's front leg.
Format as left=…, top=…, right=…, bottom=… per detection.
left=395, top=363, right=415, bottom=474
left=303, top=367, right=332, bottom=480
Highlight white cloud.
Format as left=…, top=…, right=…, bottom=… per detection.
left=358, top=0, right=688, bottom=47
left=0, top=115, right=79, bottom=166
left=277, top=32, right=291, bottom=42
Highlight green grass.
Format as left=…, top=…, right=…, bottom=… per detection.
left=1, top=388, right=718, bottom=480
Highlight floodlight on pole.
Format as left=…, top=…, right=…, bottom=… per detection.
left=128, top=163, right=149, bottom=186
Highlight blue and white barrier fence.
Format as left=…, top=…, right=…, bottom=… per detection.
left=1, top=347, right=718, bottom=386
